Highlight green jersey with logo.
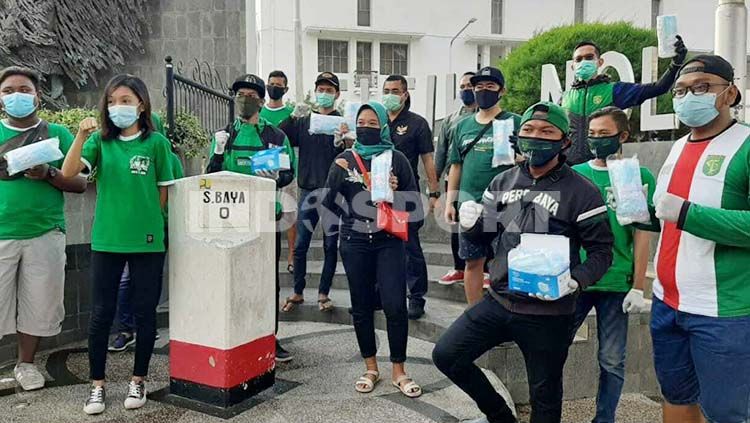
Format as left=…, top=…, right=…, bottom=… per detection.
left=573, top=161, right=657, bottom=292
left=448, top=111, right=521, bottom=203
left=0, top=120, right=74, bottom=240
left=82, top=131, right=175, bottom=253
left=260, top=104, right=294, bottom=127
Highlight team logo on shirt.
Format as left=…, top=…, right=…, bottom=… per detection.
left=129, top=156, right=151, bottom=175
left=703, top=155, right=725, bottom=177
left=396, top=125, right=408, bottom=136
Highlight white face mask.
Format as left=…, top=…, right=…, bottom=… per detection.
left=108, top=105, right=140, bottom=129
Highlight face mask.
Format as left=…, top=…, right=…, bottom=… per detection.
left=673, top=92, right=721, bottom=128
left=108, top=105, right=140, bottom=129
left=316, top=92, right=335, bottom=109
left=382, top=94, right=403, bottom=112
left=268, top=86, right=286, bottom=101
left=475, top=90, right=501, bottom=110
left=575, top=60, right=598, bottom=81
left=2, top=92, right=37, bottom=119
left=588, top=134, right=622, bottom=159
left=236, top=96, right=261, bottom=118
left=356, top=127, right=381, bottom=146
left=460, top=89, right=475, bottom=106
left=517, top=136, right=565, bottom=167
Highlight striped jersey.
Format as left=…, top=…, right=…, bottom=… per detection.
left=653, top=122, right=750, bottom=317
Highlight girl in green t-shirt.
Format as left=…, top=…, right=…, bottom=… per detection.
left=62, top=74, right=174, bottom=416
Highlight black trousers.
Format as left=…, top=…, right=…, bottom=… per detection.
left=340, top=235, right=408, bottom=363
left=433, top=293, right=574, bottom=423
left=88, top=252, right=165, bottom=380
left=445, top=180, right=465, bottom=271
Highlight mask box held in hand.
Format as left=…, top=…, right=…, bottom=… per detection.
left=3, top=137, right=64, bottom=176
left=251, top=147, right=290, bottom=172
left=308, top=113, right=346, bottom=136
left=343, top=101, right=361, bottom=132
left=492, top=118, right=515, bottom=167
left=508, top=234, right=572, bottom=299
left=607, top=155, right=650, bottom=225
left=370, top=150, right=393, bottom=203
left=656, top=15, right=678, bottom=58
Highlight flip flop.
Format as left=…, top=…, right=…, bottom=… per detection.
left=318, top=298, right=334, bottom=312
left=282, top=296, right=304, bottom=312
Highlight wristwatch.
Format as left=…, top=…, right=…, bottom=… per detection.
left=427, top=190, right=441, bottom=199
left=46, top=166, right=58, bottom=180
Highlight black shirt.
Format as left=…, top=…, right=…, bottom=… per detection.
left=387, top=109, right=433, bottom=184
left=280, top=111, right=344, bottom=191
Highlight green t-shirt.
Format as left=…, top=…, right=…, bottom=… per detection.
left=573, top=160, right=657, bottom=292
left=0, top=120, right=74, bottom=240
left=209, top=117, right=295, bottom=214
left=260, top=104, right=293, bottom=127
left=151, top=112, right=166, bottom=136
left=448, top=111, right=521, bottom=203
left=82, top=130, right=175, bottom=253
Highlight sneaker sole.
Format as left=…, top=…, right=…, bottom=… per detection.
left=83, top=405, right=105, bottom=415
left=275, top=356, right=293, bottom=363
left=18, top=381, right=44, bottom=391
left=108, top=339, right=136, bottom=352
left=124, top=399, right=147, bottom=410
left=437, top=280, right=463, bottom=285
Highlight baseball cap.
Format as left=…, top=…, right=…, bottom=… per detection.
left=470, top=66, right=505, bottom=87
left=520, top=101, right=570, bottom=135
left=315, top=72, right=340, bottom=91
left=678, top=54, right=741, bottom=106
left=232, top=74, right=266, bottom=98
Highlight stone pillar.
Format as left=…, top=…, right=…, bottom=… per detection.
left=167, top=171, right=277, bottom=408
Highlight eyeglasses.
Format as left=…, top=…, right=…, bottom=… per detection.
left=672, top=83, right=730, bottom=98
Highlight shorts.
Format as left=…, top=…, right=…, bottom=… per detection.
left=280, top=180, right=298, bottom=214
left=458, top=228, right=492, bottom=261
left=650, top=297, right=750, bottom=423
left=0, top=230, right=66, bottom=338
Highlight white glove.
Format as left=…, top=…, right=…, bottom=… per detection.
left=622, top=288, right=645, bottom=313
left=529, top=280, right=579, bottom=301
left=655, top=192, right=686, bottom=223
left=459, top=201, right=483, bottom=229
left=333, top=127, right=357, bottom=148
left=214, top=130, right=229, bottom=155
left=254, top=169, right=279, bottom=181
left=292, top=103, right=311, bottom=118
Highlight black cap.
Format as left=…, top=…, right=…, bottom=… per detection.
left=678, top=54, right=741, bottom=106
left=470, top=66, right=505, bottom=87
left=315, top=72, right=340, bottom=91
left=232, top=74, right=266, bottom=98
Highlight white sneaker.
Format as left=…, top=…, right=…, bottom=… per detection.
left=124, top=380, right=147, bottom=409
left=14, top=362, right=45, bottom=391
left=83, top=385, right=106, bottom=415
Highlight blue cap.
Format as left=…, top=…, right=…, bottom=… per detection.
left=470, top=66, right=505, bottom=87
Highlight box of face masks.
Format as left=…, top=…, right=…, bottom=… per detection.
left=508, top=234, right=573, bottom=299
left=251, top=147, right=290, bottom=172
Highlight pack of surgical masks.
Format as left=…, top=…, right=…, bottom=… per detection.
left=3, top=137, right=64, bottom=176
left=492, top=118, right=515, bottom=167
left=656, top=15, right=678, bottom=58
left=343, top=101, right=361, bottom=132
left=370, top=149, right=393, bottom=203
left=308, top=113, right=345, bottom=136
left=607, top=155, right=650, bottom=225
left=508, top=234, right=572, bottom=299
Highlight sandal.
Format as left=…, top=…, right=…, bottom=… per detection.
left=392, top=375, right=422, bottom=398
left=318, top=297, right=334, bottom=312
left=282, top=296, right=304, bottom=312
left=287, top=264, right=294, bottom=274
left=355, top=370, right=380, bottom=393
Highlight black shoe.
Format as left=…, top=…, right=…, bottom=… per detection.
left=108, top=332, right=135, bottom=352
left=408, top=300, right=425, bottom=320
left=275, top=341, right=293, bottom=363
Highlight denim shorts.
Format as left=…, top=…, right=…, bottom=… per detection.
left=458, top=229, right=492, bottom=261
left=650, top=297, right=750, bottom=423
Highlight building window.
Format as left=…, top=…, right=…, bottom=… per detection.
left=318, top=39, right=349, bottom=73
left=380, top=43, right=408, bottom=75
left=491, top=0, right=503, bottom=34
left=651, top=0, right=662, bottom=29
left=358, top=0, right=370, bottom=27
left=357, top=41, right=372, bottom=72
left=574, top=0, right=585, bottom=24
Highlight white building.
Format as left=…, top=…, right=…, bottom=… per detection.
left=253, top=0, right=745, bottom=122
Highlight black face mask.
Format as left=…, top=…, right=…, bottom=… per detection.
left=267, top=86, right=286, bottom=101
left=356, top=127, right=382, bottom=146
left=236, top=96, right=261, bottom=118
left=475, top=89, right=501, bottom=110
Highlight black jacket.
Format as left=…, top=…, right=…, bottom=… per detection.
left=280, top=111, right=344, bottom=191
left=465, top=159, right=614, bottom=315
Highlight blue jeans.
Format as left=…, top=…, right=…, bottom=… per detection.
left=405, top=225, right=428, bottom=305
left=651, top=297, right=750, bottom=423
left=115, top=264, right=135, bottom=333
left=293, top=188, right=338, bottom=296
left=572, top=291, right=628, bottom=423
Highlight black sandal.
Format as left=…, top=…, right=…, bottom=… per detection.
left=287, top=264, right=294, bottom=274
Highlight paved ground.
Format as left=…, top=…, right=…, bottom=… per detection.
left=0, top=322, right=661, bottom=423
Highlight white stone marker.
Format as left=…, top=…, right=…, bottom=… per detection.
left=167, top=171, right=277, bottom=408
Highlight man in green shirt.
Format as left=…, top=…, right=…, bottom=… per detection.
left=444, top=66, right=521, bottom=305
left=207, top=73, right=296, bottom=362
left=571, top=106, right=659, bottom=423
left=0, top=66, right=87, bottom=391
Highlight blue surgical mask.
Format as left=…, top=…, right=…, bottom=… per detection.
left=575, top=60, right=598, bottom=81
left=2, top=92, right=37, bottom=118
left=316, top=92, right=335, bottom=108
left=460, top=89, right=476, bottom=106
left=382, top=94, right=403, bottom=112
left=108, top=105, right=140, bottom=129
left=673, top=92, right=721, bottom=128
